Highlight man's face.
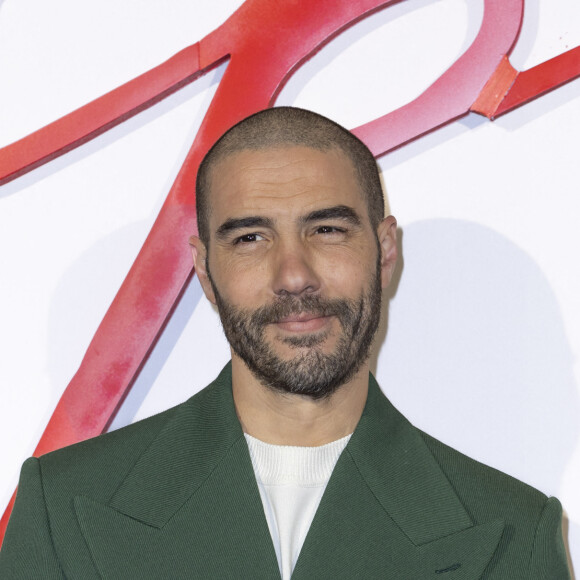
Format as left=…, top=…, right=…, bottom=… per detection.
left=194, top=146, right=396, bottom=399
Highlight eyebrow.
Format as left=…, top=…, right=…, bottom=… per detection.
left=216, top=216, right=274, bottom=239
left=215, top=205, right=362, bottom=240
left=300, top=205, right=362, bottom=226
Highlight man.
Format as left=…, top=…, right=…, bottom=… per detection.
left=0, top=108, right=570, bottom=578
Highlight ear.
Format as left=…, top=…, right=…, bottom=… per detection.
left=377, top=215, right=398, bottom=289
left=189, top=235, right=217, bottom=305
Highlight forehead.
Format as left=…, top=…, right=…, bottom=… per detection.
left=206, top=146, right=365, bottom=224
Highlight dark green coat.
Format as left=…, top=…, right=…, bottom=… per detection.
left=0, top=364, right=570, bottom=578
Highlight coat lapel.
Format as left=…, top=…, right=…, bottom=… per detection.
left=74, top=366, right=503, bottom=579
left=292, top=375, right=504, bottom=579
left=74, top=364, right=280, bottom=579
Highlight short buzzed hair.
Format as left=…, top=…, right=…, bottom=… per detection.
left=195, top=107, right=385, bottom=245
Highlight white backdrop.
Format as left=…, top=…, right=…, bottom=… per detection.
left=0, top=0, right=579, bottom=571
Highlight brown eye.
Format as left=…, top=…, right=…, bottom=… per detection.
left=316, top=226, right=344, bottom=234
left=234, top=233, right=264, bottom=244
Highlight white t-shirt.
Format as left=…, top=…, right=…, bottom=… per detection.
left=245, top=433, right=351, bottom=580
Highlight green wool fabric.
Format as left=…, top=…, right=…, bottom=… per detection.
left=0, top=364, right=570, bottom=579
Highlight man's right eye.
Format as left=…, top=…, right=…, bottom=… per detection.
left=234, top=233, right=263, bottom=244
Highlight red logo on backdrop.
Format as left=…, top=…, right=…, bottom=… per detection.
left=0, top=0, right=579, bottom=540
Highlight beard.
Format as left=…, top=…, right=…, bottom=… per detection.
left=208, top=259, right=382, bottom=400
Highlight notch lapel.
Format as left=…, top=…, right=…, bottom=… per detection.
left=293, top=375, right=504, bottom=579
left=74, top=364, right=280, bottom=579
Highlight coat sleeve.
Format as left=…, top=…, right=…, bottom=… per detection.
left=0, top=457, right=66, bottom=579
left=527, top=496, right=571, bottom=580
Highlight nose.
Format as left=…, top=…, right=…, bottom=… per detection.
left=271, top=239, right=321, bottom=297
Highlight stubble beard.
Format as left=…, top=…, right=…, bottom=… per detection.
left=207, top=259, right=382, bottom=400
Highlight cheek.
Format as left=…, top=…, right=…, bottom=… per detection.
left=317, top=256, right=375, bottom=297
left=210, top=238, right=378, bottom=304
left=320, top=241, right=378, bottom=275
left=211, top=259, right=271, bottom=307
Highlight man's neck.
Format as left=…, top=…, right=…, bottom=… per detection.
left=230, top=355, right=369, bottom=446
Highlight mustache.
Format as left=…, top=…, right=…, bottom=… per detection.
left=250, top=295, right=353, bottom=326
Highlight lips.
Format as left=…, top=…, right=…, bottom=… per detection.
left=273, top=312, right=332, bottom=333
left=276, top=312, right=324, bottom=324
left=250, top=295, right=343, bottom=331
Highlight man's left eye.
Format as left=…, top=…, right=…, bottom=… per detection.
left=316, top=226, right=344, bottom=234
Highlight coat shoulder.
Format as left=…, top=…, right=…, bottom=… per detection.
left=418, top=430, right=548, bottom=519
left=38, top=395, right=192, bottom=501
left=417, top=430, right=570, bottom=578
left=36, top=365, right=234, bottom=504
